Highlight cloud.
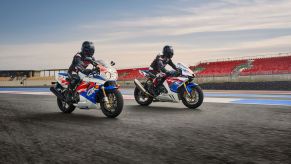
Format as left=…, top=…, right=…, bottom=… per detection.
left=1, top=34, right=290, bottom=70
left=81, top=0, right=291, bottom=38
left=1, top=0, right=291, bottom=70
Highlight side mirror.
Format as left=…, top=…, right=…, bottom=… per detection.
left=110, top=61, right=115, bottom=66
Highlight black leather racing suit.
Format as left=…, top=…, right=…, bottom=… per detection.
left=150, top=55, right=177, bottom=73
left=68, top=52, right=97, bottom=91
left=149, top=55, right=178, bottom=94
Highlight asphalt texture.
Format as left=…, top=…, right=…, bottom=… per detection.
left=0, top=92, right=291, bottom=164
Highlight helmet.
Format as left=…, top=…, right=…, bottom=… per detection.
left=163, top=45, right=174, bottom=59
left=81, top=41, right=95, bottom=57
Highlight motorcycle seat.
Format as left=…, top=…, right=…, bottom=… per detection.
left=141, top=70, right=156, bottom=78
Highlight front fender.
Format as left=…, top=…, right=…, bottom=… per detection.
left=104, top=85, right=118, bottom=91
left=103, top=81, right=119, bottom=91
left=186, top=82, right=199, bottom=93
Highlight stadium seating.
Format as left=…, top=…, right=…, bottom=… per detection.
left=193, top=60, right=247, bottom=76
left=117, top=67, right=148, bottom=81
left=240, top=56, right=291, bottom=75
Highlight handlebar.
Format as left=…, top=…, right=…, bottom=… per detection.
left=92, top=66, right=100, bottom=75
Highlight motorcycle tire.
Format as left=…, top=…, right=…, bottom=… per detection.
left=134, top=82, right=153, bottom=106
left=180, top=85, right=204, bottom=109
left=100, top=90, right=123, bottom=118
left=57, top=98, right=76, bottom=113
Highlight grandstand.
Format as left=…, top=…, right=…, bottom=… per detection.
left=240, top=56, right=291, bottom=75
left=191, top=60, right=248, bottom=77
left=191, top=53, right=291, bottom=78
left=117, top=67, right=148, bottom=81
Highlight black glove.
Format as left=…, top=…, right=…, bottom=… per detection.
left=92, top=60, right=98, bottom=67
left=93, top=66, right=100, bottom=75
left=82, top=69, right=92, bottom=75
left=165, top=71, right=172, bottom=77
left=176, top=69, right=182, bottom=76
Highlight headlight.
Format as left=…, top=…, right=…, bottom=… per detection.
left=188, top=75, right=194, bottom=81
left=105, top=72, right=111, bottom=79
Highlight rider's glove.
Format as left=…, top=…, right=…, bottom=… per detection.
left=92, top=60, right=98, bottom=67
left=165, top=71, right=172, bottom=77
left=82, top=69, right=92, bottom=75
left=94, top=66, right=100, bottom=75
left=176, top=69, right=182, bottom=76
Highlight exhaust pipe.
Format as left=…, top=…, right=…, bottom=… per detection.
left=134, top=79, right=153, bottom=97
left=50, top=87, right=66, bottom=101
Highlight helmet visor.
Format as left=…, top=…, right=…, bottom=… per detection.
left=169, top=52, right=173, bottom=58
left=83, top=49, right=94, bottom=57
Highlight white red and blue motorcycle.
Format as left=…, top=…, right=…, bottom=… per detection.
left=134, top=63, right=203, bottom=109
left=50, top=60, right=123, bottom=118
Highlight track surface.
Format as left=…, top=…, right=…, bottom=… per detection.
left=0, top=90, right=291, bottom=164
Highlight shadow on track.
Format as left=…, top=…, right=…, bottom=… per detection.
left=19, top=112, right=119, bottom=124
left=125, top=104, right=203, bottom=113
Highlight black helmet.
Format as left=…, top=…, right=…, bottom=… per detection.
left=81, top=41, right=95, bottom=57
left=163, top=45, right=174, bottom=59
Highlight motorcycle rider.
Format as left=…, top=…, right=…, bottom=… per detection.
left=149, top=45, right=181, bottom=96
left=67, top=41, right=99, bottom=102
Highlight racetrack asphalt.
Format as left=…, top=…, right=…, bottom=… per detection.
left=0, top=90, right=291, bottom=164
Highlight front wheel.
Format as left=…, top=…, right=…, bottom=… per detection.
left=180, top=85, right=204, bottom=109
left=57, top=98, right=76, bottom=113
left=100, top=90, right=123, bottom=118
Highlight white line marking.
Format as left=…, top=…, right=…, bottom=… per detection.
left=123, top=95, right=134, bottom=100
left=2, top=91, right=289, bottom=106
left=204, top=97, right=241, bottom=103
left=0, top=91, right=52, bottom=95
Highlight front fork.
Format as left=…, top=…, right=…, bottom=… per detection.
left=101, top=86, right=109, bottom=103
left=101, top=85, right=119, bottom=109
left=183, top=81, right=198, bottom=98
left=183, top=82, right=192, bottom=98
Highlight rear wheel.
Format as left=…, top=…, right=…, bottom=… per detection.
left=57, top=98, right=76, bottom=113
left=134, top=82, right=153, bottom=106
left=180, top=85, right=204, bottom=109
left=100, top=90, right=123, bottom=118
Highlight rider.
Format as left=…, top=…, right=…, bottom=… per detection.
left=67, top=41, right=99, bottom=102
left=149, top=45, right=180, bottom=96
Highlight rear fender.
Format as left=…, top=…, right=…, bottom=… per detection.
left=56, top=73, right=69, bottom=88
left=139, top=70, right=155, bottom=79
left=139, top=70, right=147, bottom=77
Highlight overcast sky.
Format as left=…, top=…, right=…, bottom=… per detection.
left=0, top=0, right=291, bottom=70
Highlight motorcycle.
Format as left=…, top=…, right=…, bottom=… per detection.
left=134, top=63, right=203, bottom=109
left=50, top=59, right=123, bottom=118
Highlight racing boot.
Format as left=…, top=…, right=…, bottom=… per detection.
left=153, top=85, right=163, bottom=97
left=66, top=89, right=74, bottom=103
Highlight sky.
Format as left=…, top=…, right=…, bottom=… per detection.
left=0, top=0, right=291, bottom=70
